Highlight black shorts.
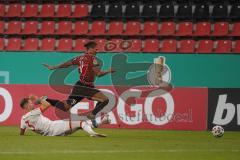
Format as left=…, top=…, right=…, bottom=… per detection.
left=67, top=81, right=100, bottom=106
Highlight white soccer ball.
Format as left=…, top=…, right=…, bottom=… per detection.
left=212, top=125, right=224, bottom=138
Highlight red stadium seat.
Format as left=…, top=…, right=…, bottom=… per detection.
left=106, top=39, right=123, bottom=52
left=0, top=38, right=4, bottom=50
left=196, top=40, right=213, bottom=53
left=6, top=38, right=22, bottom=51
left=160, top=39, right=177, bottom=53
left=232, top=40, right=240, bottom=53
left=179, top=40, right=196, bottom=53
left=71, top=4, right=88, bottom=18
left=95, top=39, right=107, bottom=52
left=22, top=21, right=38, bottom=35
left=39, top=21, right=55, bottom=35
left=126, top=39, right=142, bottom=52
left=142, top=39, right=160, bottom=52
left=73, top=39, right=89, bottom=52
left=212, top=22, right=229, bottom=36
left=57, top=39, right=73, bottom=52
left=141, top=21, right=158, bottom=35
left=0, top=21, right=5, bottom=34
left=193, top=22, right=211, bottom=36
left=23, top=38, right=39, bottom=51
left=22, top=4, right=38, bottom=17
left=0, top=4, right=5, bottom=17
left=55, top=21, right=72, bottom=35
left=106, top=21, right=123, bottom=35
left=176, top=22, right=193, bottom=36
left=39, top=4, right=55, bottom=17
left=72, top=21, right=89, bottom=35
left=6, top=21, right=22, bottom=34
left=5, top=4, right=22, bottom=17
left=214, top=40, right=232, bottom=53
left=56, top=4, right=71, bottom=17
left=89, top=21, right=106, bottom=35
left=159, top=22, right=176, bottom=36
left=40, top=38, right=56, bottom=51
left=229, top=22, right=240, bottom=36
left=124, top=21, right=141, bottom=35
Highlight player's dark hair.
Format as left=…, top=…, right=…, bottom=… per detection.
left=20, top=98, right=29, bottom=109
left=84, top=41, right=97, bottom=50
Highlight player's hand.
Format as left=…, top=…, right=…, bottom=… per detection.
left=42, top=63, right=55, bottom=70
left=108, top=68, right=115, bottom=73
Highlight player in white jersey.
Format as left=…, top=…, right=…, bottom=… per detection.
left=19, top=95, right=110, bottom=137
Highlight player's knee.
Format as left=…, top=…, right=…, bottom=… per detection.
left=103, top=98, right=109, bottom=105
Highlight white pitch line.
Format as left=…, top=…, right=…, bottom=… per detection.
left=0, top=149, right=239, bottom=155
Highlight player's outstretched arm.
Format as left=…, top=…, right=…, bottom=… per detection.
left=39, top=98, right=51, bottom=112
left=42, top=60, right=73, bottom=70
left=93, top=67, right=115, bottom=77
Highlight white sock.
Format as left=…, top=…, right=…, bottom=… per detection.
left=81, top=121, right=97, bottom=136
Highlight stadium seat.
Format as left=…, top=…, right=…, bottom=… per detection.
left=141, top=21, right=159, bottom=35
left=0, top=4, right=5, bottom=17
left=23, top=38, right=39, bottom=51
left=196, top=40, right=213, bottom=53
left=159, top=21, right=176, bottom=36
left=0, top=21, right=5, bottom=34
left=38, top=21, right=55, bottom=35
left=211, top=4, right=228, bottom=19
left=55, top=4, right=71, bottom=17
left=125, top=39, right=142, bottom=52
left=125, top=2, right=140, bottom=18
left=193, top=4, right=209, bottom=20
left=142, top=39, right=160, bottom=52
left=212, top=22, right=229, bottom=36
left=176, top=22, right=193, bottom=36
left=193, top=22, right=211, bottom=36
left=159, top=2, right=174, bottom=19
left=40, top=38, right=56, bottom=51
left=57, top=39, right=73, bottom=52
left=229, top=4, right=240, bottom=19
left=5, top=4, right=22, bottom=17
left=90, top=2, right=106, bottom=18
left=22, top=21, right=38, bottom=35
left=22, top=4, right=38, bottom=17
left=71, top=4, right=88, bottom=18
left=89, top=21, right=106, bottom=35
left=6, top=38, right=22, bottom=51
left=106, top=39, right=123, bottom=52
left=95, top=39, right=107, bottom=52
left=55, top=21, right=72, bottom=35
left=229, top=22, right=240, bottom=36
left=124, top=21, right=141, bottom=35
left=72, top=21, right=89, bottom=35
left=141, top=3, right=158, bottom=18
left=176, top=3, right=192, bottom=19
left=160, top=39, right=177, bottom=53
left=107, top=2, right=123, bottom=18
left=232, top=40, right=240, bottom=53
left=106, top=21, right=123, bottom=35
left=214, top=40, right=232, bottom=53
left=0, top=38, right=4, bottom=50
left=39, top=4, right=55, bottom=17
left=73, top=39, right=89, bottom=52
left=179, top=40, right=196, bottom=53
left=5, top=21, right=22, bottom=34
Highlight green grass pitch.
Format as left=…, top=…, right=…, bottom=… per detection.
left=0, top=126, right=239, bottom=160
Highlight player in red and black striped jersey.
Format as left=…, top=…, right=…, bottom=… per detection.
left=42, top=41, right=115, bottom=120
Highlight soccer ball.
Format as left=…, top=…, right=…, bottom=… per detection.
left=212, top=125, right=224, bottom=138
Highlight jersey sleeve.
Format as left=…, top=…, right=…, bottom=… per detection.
left=93, top=57, right=99, bottom=67
left=20, top=118, right=26, bottom=129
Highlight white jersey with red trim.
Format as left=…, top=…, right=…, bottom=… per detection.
left=20, top=108, right=54, bottom=136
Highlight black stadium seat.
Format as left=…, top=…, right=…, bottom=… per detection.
left=125, top=2, right=140, bottom=18
left=141, top=3, right=158, bottom=18
left=90, top=2, right=106, bottom=18
left=159, top=2, right=175, bottom=19
left=193, top=4, right=210, bottom=20
left=229, top=4, right=240, bottom=19
left=107, top=2, right=123, bottom=18
left=211, top=4, right=228, bottom=19
left=176, top=3, right=192, bottom=20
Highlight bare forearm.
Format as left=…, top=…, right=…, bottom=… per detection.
left=52, top=62, right=72, bottom=69
left=97, top=70, right=110, bottom=77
